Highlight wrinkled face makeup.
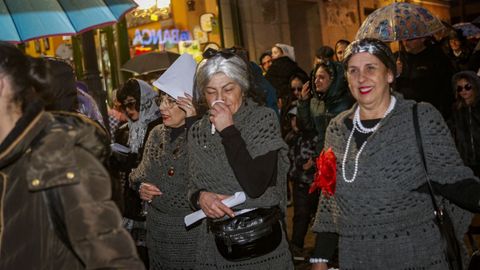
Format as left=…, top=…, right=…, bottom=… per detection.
left=122, top=96, right=139, bottom=121
left=205, top=73, right=243, bottom=114
left=314, top=66, right=332, bottom=93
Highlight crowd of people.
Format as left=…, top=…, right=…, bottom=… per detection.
left=1, top=23, right=480, bottom=270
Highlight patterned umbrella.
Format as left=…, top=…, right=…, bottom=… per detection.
left=356, top=2, right=445, bottom=42
left=453, top=22, right=480, bottom=39
left=0, top=0, right=137, bottom=43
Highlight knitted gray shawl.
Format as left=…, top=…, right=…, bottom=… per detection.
left=313, top=96, right=475, bottom=269
left=130, top=125, right=200, bottom=269
left=188, top=99, right=289, bottom=209
left=187, top=99, right=293, bottom=269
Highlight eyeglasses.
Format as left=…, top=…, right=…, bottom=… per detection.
left=121, top=100, right=136, bottom=111
left=457, top=83, right=472, bottom=93
left=291, top=86, right=302, bottom=92
left=155, top=95, right=177, bottom=108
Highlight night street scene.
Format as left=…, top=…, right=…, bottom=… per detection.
left=2, top=0, right=480, bottom=269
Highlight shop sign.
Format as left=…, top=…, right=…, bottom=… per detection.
left=132, top=29, right=191, bottom=46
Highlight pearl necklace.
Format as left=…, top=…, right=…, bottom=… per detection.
left=342, top=96, right=397, bottom=183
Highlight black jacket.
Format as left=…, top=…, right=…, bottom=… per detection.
left=265, top=56, right=307, bottom=100
left=396, top=45, right=455, bottom=119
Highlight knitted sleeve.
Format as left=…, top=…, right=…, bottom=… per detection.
left=417, top=102, right=477, bottom=186
left=130, top=125, right=165, bottom=184
left=242, top=107, right=286, bottom=158
left=416, top=102, right=475, bottom=265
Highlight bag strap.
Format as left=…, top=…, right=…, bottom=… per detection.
left=412, top=104, right=442, bottom=216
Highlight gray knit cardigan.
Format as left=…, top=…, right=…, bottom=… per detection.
left=313, top=96, right=475, bottom=269
left=187, top=99, right=293, bottom=269
left=131, top=125, right=200, bottom=269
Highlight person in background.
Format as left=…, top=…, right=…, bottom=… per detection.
left=108, top=89, right=128, bottom=142
left=446, top=30, right=473, bottom=72
left=265, top=43, right=308, bottom=136
left=297, top=61, right=353, bottom=154
left=76, top=86, right=106, bottom=128
left=334, top=39, right=350, bottom=62
left=111, top=78, right=160, bottom=268
left=188, top=49, right=293, bottom=269
left=312, top=37, right=480, bottom=270
left=0, top=41, right=144, bottom=269
left=285, top=106, right=319, bottom=259
left=43, top=59, right=107, bottom=130
left=44, top=58, right=78, bottom=113
left=396, top=36, right=455, bottom=119
left=259, top=50, right=273, bottom=75
left=314, top=46, right=335, bottom=66
left=282, top=72, right=310, bottom=138
left=449, top=71, right=480, bottom=177
left=130, top=53, right=200, bottom=269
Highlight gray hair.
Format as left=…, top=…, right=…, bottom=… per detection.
left=193, top=54, right=251, bottom=106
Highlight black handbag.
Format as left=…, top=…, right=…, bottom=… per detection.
left=413, top=104, right=463, bottom=270
left=207, top=207, right=283, bottom=261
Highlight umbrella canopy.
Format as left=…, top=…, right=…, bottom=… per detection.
left=0, top=0, right=137, bottom=43
left=453, top=22, right=480, bottom=39
left=355, top=2, right=444, bottom=42
left=121, top=51, right=181, bottom=75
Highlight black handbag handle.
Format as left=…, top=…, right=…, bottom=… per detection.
left=413, top=104, right=463, bottom=270
left=412, top=104, right=442, bottom=217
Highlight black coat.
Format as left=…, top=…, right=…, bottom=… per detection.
left=396, top=45, right=455, bottom=119
left=449, top=103, right=480, bottom=175
left=265, top=56, right=307, bottom=101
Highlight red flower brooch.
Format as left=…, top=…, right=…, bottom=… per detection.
left=309, top=148, right=337, bottom=197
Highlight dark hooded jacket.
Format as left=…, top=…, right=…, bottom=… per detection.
left=297, top=61, right=353, bottom=153
left=0, top=101, right=144, bottom=269
left=265, top=56, right=307, bottom=101
left=448, top=71, right=480, bottom=176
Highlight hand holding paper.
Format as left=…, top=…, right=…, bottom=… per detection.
left=184, top=191, right=246, bottom=227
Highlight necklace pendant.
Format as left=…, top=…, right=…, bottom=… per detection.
left=167, top=166, right=175, bottom=176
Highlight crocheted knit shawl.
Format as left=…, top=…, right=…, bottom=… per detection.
left=188, top=99, right=289, bottom=210
left=313, top=96, right=474, bottom=269
left=187, top=99, right=293, bottom=269
left=130, top=124, right=199, bottom=269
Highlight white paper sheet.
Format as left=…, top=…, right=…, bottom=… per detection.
left=184, top=191, right=246, bottom=227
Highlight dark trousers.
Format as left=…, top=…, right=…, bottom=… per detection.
left=291, top=180, right=319, bottom=248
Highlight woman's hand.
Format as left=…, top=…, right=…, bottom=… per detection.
left=139, top=182, right=162, bottom=202
left=199, top=191, right=235, bottom=219
left=176, top=93, right=196, bottom=117
left=303, top=158, right=314, bottom=170
left=209, top=101, right=234, bottom=132
left=301, top=81, right=311, bottom=101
